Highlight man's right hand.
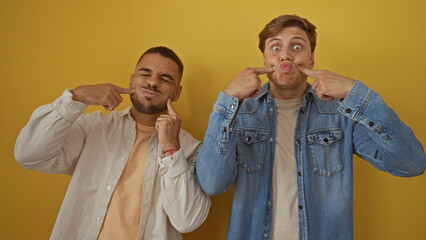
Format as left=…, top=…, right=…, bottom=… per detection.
left=70, top=83, right=135, bottom=111
left=223, top=67, right=274, bottom=101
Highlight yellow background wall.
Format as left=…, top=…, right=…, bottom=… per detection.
left=1, top=0, right=425, bottom=239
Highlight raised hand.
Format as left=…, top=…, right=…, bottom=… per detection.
left=155, top=99, right=181, bottom=157
left=71, top=83, right=135, bottom=111
left=298, top=66, right=355, bottom=101
left=224, top=67, right=275, bottom=101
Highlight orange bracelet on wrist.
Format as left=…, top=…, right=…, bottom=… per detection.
left=162, top=148, right=179, bottom=159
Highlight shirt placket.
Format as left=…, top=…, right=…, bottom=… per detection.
left=295, top=96, right=310, bottom=240
left=264, top=94, right=276, bottom=240
left=88, top=117, right=136, bottom=239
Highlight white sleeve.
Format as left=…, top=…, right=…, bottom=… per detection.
left=158, top=145, right=211, bottom=233
left=14, top=89, right=88, bottom=175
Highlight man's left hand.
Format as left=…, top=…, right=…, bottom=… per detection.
left=298, top=66, right=355, bottom=101
left=155, top=99, right=181, bottom=157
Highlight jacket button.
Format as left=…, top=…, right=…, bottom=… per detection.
left=223, top=127, right=227, bottom=132
left=298, top=171, right=302, bottom=176
left=345, top=108, right=352, bottom=113
left=299, top=109, right=305, bottom=114
left=299, top=205, right=303, bottom=209
left=246, top=136, right=251, bottom=141
left=324, top=138, right=329, bottom=143
left=295, top=139, right=301, bottom=144
left=368, top=121, right=374, bottom=127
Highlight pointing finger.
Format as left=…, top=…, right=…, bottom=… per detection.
left=252, top=66, right=275, bottom=75
left=167, top=99, right=178, bottom=116
left=115, top=86, right=135, bottom=94
left=298, top=66, right=320, bottom=78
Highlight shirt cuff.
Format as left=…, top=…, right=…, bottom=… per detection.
left=213, top=91, right=239, bottom=120
left=338, top=80, right=372, bottom=121
left=338, top=80, right=391, bottom=140
left=158, top=149, right=189, bottom=178
left=52, top=89, right=87, bottom=122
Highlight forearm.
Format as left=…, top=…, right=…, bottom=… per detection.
left=195, top=91, right=240, bottom=195
left=14, top=89, right=87, bottom=174
left=343, top=80, right=426, bottom=176
left=159, top=150, right=211, bottom=233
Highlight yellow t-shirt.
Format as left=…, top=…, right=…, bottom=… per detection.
left=98, top=122, right=156, bottom=240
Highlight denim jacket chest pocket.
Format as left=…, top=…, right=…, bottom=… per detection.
left=307, top=128, right=344, bottom=176
left=236, top=127, right=269, bottom=173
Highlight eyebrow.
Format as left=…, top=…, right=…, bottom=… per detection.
left=138, top=67, right=174, bottom=81
left=267, top=36, right=307, bottom=45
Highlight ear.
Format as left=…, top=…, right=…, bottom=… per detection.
left=310, top=52, right=315, bottom=69
left=129, top=73, right=135, bottom=88
left=172, top=85, right=183, bottom=102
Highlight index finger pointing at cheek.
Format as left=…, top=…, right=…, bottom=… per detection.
left=167, top=99, right=178, bottom=116
left=252, top=66, right=275, bottom=75
left=298, top=66, right=319, bottom=78
left=115, top=86, right=135, bottom=95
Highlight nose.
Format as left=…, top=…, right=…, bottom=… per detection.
left=145, top=73, right=161, bottom=87
left=279, top=46, right=293, bottom=62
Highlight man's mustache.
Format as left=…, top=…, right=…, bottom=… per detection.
left=142, top=84, right=161, bottom=94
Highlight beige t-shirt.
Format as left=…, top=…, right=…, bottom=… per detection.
left=98, top=122, right=156, bottom=240
left=271, top=96, right=303, bottom=240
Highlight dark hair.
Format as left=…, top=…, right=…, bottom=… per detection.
left=258, top=15, right=317, bottom=53
left=138, top=46, right=184, bottom=77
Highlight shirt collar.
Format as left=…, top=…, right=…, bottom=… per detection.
left=119, top=106, right=133, bottom=118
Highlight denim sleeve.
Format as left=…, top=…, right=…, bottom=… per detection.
left=195, top=91, right=240, bottom=195
left=339, top=80, right=426, bottom=177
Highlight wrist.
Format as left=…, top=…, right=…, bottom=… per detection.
left=162, top=146, right=180, bottom=159
left=223, top=89, right=242, bottom=101
left=70, top=88, right=85, bottom=103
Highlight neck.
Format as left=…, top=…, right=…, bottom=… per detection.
left=130, top=106, right=166, bottom=126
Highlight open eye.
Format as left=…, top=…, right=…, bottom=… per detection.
left=272, top=45, right=281, bottom=52
left=293, top=44, right=302, bottom=51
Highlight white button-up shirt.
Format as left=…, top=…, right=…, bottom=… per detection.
left=14, top=89, right=211, bottom=240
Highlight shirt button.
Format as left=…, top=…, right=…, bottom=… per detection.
left=121, top=157, right=125, bottom=161
left=230, top=104, right=235, bottom=110
left=107, top=186, right=112, bottom=191
left=268, top=201, right=271, bottom=206
left=229, top=127, right=233, bottom=132
left=270, top=138, right=273, bottom=142
left=96, top=217, right=101, bottom=221
left=264, top=233, right=268, bottom=237
left=269, top=108, right=273, bottom=112
left=345, top=108, right=352, bottom=113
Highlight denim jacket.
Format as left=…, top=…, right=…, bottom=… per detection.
left=195, top=81, right=425, bottom=240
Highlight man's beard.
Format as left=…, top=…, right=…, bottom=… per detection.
left=130, top=92, right=167, bottom=115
